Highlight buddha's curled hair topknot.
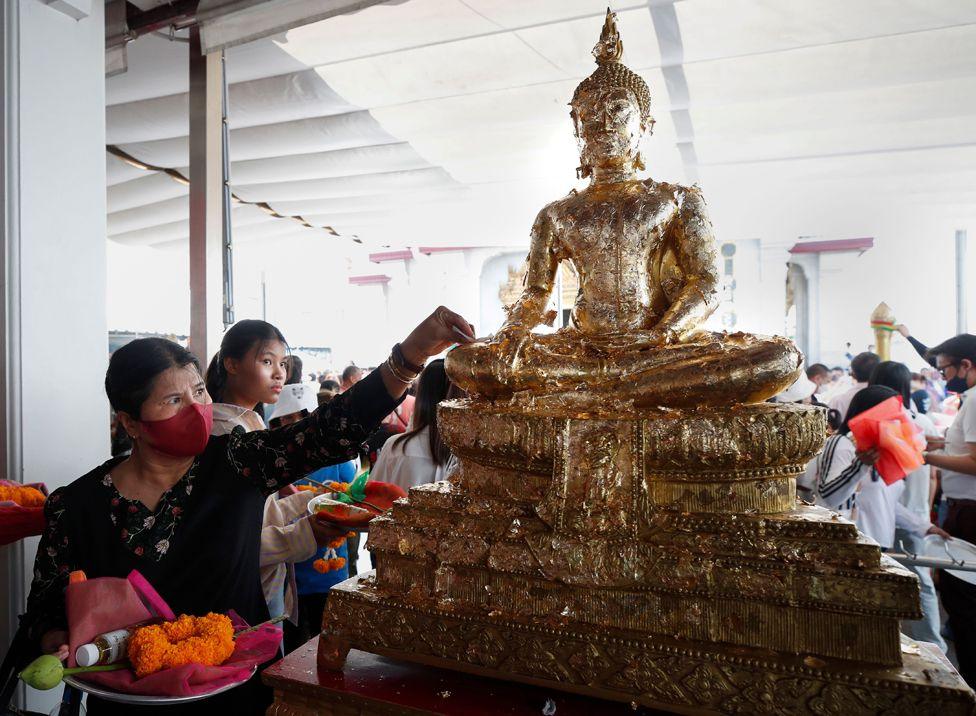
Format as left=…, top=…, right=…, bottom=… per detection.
left=571, top=9, right=652, bottom=123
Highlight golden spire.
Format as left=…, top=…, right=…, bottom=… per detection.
left=870, top=302, right=896, bottom=361
left=571, top=8, right=652, bottom=123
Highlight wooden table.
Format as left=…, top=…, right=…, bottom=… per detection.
left=263, top=637, right=661, bottom=715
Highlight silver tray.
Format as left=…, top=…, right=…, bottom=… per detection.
left=62, top=665, right=255, bottom=705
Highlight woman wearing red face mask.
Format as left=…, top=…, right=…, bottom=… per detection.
left=23, top=306, right=474, bottom=715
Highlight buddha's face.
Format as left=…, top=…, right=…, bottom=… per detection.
left=572, top=87, right=650, bottom=171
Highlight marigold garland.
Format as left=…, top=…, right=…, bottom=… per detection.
left=312, top=531, right=355, bottom=574
left=327, top=481, right=349, bottom=493
left=127, top=613, right=234, bottom=678
left=313, top=557, right=346, bottom=573
left=0, top=485, right=45, bottom=507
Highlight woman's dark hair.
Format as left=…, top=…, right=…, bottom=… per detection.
left=399, top=360, right=452, bottom=466
left=839, top=385, right=897, bottom=435
left=105, top=338, right=200, bottom=419
left=285, top=355, right=303, bottom=385
left=869, top=361, right=912, bottom=411
left=319, top=379, right=340, bottom=392
left=826, top=408, right=842, bottom=432
left=205, top=319, right=287, bottom=407
left=850, top=352, right=881, bottom=383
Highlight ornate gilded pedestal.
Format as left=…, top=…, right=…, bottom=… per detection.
left=319, top=399, right=974, bottom=715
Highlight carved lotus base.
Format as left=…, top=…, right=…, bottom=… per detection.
left=320, top=575, right=975, bottom=716
left=319, top=400, right=975, bottom=713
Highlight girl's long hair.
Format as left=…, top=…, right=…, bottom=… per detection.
left=398, top=359, right=454, bottom=466
left=869, top=361, right=913, bottom=413
left=839, top=385, right=897, bottom=435
left=205, top=319, right=287, bottom=417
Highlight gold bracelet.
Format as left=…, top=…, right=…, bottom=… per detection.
left=385, top=358, right=411, bottom=384
left=389, top=345, right=421, bottom=381
left=385, top=357, right=416, bottom=384
left=392, top=352, right=420, bottom=380
left=393, top=342, right=424, bottom=374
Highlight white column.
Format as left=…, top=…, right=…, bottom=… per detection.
left=957, top=229, right=968, bottom=334
left=1, top=2, right=108, bottom=712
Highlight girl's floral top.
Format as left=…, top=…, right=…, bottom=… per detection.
left=26, top=370, right=399, bottom=639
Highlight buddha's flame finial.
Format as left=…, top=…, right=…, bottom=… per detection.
left=593, top=8, right=623, bottom=65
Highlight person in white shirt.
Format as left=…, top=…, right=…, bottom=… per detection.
left=828, top=351, right=879, bottom=424
left=922, top=334, right=976, bottom=686
left=870, top=361, right=945, bottom=650
left=370, top=359, right=458, bottom=491
left=800, top=386, right=946, bottom=547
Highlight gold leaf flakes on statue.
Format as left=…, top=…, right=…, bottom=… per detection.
left=318, top=10, right=975, bottom=715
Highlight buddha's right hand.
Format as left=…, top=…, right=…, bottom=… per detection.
left=492, top=324, right=531, bottom=346
left=488, top=324, right=531, bottom=364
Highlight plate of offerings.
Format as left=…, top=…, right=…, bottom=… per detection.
left=307, top=475, right=406, bottom=531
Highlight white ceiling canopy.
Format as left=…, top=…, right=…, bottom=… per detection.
left=106, top=0, right=976, bottom=251
left=196, top=0, right=400, bottom=53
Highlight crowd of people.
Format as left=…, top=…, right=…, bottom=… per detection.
left=784, top=329, right=976, bottom=686
left=16, top=310, right=976, bottom=710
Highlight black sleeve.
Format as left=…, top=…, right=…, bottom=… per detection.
left=226, top=368, right=401, bottom=495
left=907, top=335, right=934, bottom=365
left=25, top=488, right=71, bottom=641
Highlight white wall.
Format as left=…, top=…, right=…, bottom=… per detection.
left=3, top=2, right=108, bottom=712
left=702, top=172, right=975, bottom=369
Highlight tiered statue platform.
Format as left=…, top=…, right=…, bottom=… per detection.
left=319, top=399, right=975, bottom=715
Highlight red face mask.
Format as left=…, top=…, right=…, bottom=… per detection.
left=140, top=403, right=213, bottom=457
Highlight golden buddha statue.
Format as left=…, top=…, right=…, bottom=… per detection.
left=313, top=12, right=975, bottom=716
left=447, top=10, right=800, bottom=410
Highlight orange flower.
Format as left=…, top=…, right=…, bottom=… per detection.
left=0, top=485, right=45, bottom=507
left=127, top=613, right=234, bottom=678
left=312, top=556, right=347, bottom=574
left=327, top=482, right=348, bottom=493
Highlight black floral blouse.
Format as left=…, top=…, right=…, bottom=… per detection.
left=26, top=370, right=398, bottom=642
